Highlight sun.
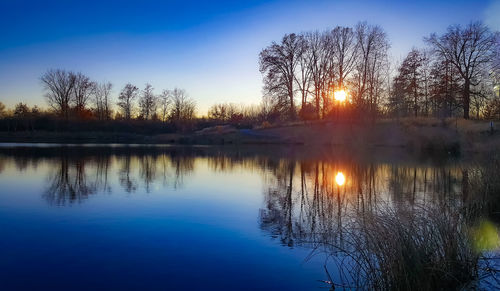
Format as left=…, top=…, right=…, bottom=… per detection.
left=334, top=90, right=347, bottom=102
left=335, top=172, right=346, bottom=186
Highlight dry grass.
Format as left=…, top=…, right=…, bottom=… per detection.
left=318, top=151, right=500, bottom=290
left=325, top=206, right=478, bottom=290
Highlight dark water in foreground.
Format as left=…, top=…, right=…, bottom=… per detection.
left=0, top=144, right=499, bottom=290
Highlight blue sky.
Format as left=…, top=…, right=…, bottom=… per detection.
left=0, top=0, right=499, bottom=114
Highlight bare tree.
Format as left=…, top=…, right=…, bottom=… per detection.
left=352, top=22, right=390, bottom=114
left=354, top=22, right=390, bottom=114
left=295, top=36, right=312, bottom=109
left=71, top=72, right=93, bottom=115
left=304, top=31, right=331, bottom=118
left=170, top=88, right=195, bottom=122
left=428, top=56, right=462, bottom=117
left=394, top=48, right=425, bottom=117
left=420, top=50, right=432, bottom=116
left=207, top=103, right=240, bottom=122
left=260, top=33, right=306, bottom=120
left=138, top=83, right=157, bottom=120
left=92, top=82, right=113, bottom=120
left=40, top=69, right=76, bottom=119
left=159, top=89, right=172, bottom=122
left=331, top=26, right=359, bottom=90
left=208, top=103, right=229, bottom=121
left=117, top=83, right=139, bottom=120
left=425, top=22, right=498, bottom=119
left=0, top=102, right=6, bottom=118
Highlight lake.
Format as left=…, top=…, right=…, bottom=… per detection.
left=0, top=144, right=499, bottom=290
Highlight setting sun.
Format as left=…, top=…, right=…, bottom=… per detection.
left=334, top=90, right=347, bottom=102
left=335, top=172, right=346, bottom=186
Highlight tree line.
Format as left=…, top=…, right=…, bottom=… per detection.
left=260, top=21, right=499, bottom=120
left=0, top=69, right=273, bottom=133
left=0, top=20, right=498, bottom=134
left=39, top=69, right=197, bottom=123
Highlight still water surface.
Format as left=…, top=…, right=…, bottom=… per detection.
left=0, top=144, right=497, bottom=290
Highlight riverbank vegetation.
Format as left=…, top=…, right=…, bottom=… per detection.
left=257, top=148, right=500, bottom=290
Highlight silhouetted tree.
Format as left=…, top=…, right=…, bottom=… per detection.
left=425, top=22, right=498, bottom=119
left=295, top=36, right=312, bottom=110
left=260, top=33, right=306, bottom=120
left=352, top=22, right=390, bottom=115
left=331, top=26, right=359, bottom=90
left=304, top=31, right=331, bottom=118
left=41, top=69, right=76, bottom=120
left=393, top=49, right=425, bottom=117
left=71, top=72, right=93, bottom=116
left=13, top=102, right=29, bottom=117
left=92, top=82, right=113, bottom=120
left=428, top=56, right=462, bottom=117
left=139, top=83, right=157, bottom=120
left=0, top=102, right=6, bottom=118
left=170, top=88, right=195, bottom=123
left=159, top=89, right=171, bottom=122
left=117, top=83, right=139, bottom=120
left=207, top=103, right=239, bottom=122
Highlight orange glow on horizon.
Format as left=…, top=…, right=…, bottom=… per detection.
left=335, top=172, right=346, bottom=186
left=334, top=90, right=347, bottom=102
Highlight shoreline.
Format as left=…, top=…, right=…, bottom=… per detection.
left=0, top=119, right=498, bottom=155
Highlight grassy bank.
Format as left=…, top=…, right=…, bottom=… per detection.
left=0, top=118, right=498, bottom=154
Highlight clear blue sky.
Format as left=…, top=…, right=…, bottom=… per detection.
left=0, top=0, right=498, bottom=114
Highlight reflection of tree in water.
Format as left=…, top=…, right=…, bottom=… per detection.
left=140, top=155, right=156, bottom=192
left=118, top=153, right=196, bottom=192
left=44, top=153, right=118, bottom=205
left=40, top=149, right=198, bottom=201
left=44, top=157, right=96, bottom=205
left=14, top=155, right=30, bottom=172
left=92, top=155, right=111, bottom=194
left=0, top=156, right=5, bottom=174
left=259, top=159, right=500, bottom=289
left=119, top=155, right=137, bottom=193
left=206, top=154, right=270, bottom=173
left=170, top=154, right=194, bottom=189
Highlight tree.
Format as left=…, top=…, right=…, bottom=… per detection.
left=41, top=69, right=76, bottom=120
left=0, top=102, right=6, bottom=118
left=159, top=89, right=172, bottom=122
left=428, top=56, right=462, bottom=117
left=208, top=103, right=229, bottom=122
left=304, top=31, right=331, bottom=118
left=117, top=83, right=139, bottom=120
left=295, top=36, right=312, bottom=109
left=92, top=82, right=113, bottom=120
left=170, top=88, right=195, bottom=122
left=483, top=98, right=500, bottom=120
left=352, top=22, right=390, bottom=115
left=13, top=102, right=32, bottom=131
left=394, top=48, right=425, bottom=117
left=71, top=72, right=93, bottom=115
left=139, top=83, right=157, bottom=120
left=425, top=22, right=498, bottom=119
left=260, top=33, right=305, bottom=120
left=208, top=103, right=240, bottom=122
left=420, top=50, right=432, bottom=116
left=13, top=102, right=30, bottom=118
left=331, top=26, right=359, bottom=90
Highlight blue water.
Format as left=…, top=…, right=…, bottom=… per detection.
left=1, top=144, right=496, bottom=290
left=0, top=145, right=327, bottom=290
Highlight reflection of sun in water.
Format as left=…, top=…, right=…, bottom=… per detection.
left=335, top=172, right=345, bottom=186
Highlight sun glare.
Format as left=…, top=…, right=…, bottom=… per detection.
left=335, top=172, right=346, bottom=186
left=334, top=90, right=347, bottom=102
